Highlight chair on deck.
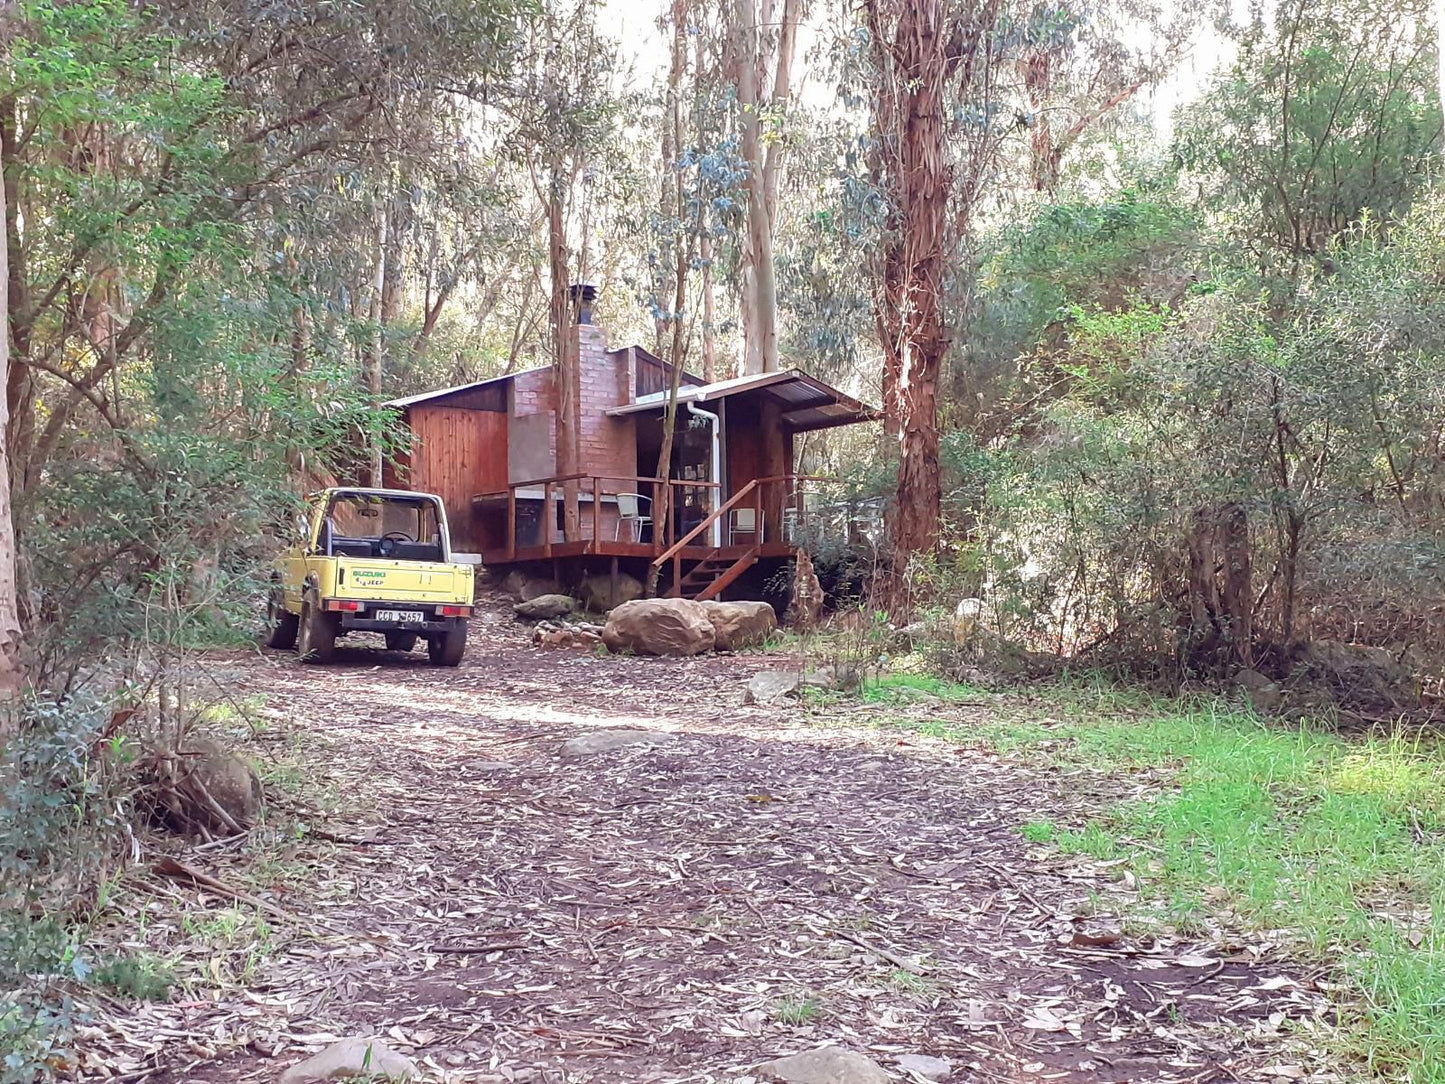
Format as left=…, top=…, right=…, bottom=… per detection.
left=782, top=489, right=820, bottom=545
left=615, top=492, right=652, bottom=541
left=728, top=506, right=763, bottom=546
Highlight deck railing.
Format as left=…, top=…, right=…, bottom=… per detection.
left=473, top=474, right=722, bottom=561
left=473, top=472, right=881, bottom=564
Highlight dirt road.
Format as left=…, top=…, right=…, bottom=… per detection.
left=79, top=606, right=1325, bottom=1083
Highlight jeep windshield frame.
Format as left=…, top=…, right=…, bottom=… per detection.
left=315, top=490, right=452, bottom=563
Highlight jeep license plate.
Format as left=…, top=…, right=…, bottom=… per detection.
left=375, top=609, right=423, bottom=623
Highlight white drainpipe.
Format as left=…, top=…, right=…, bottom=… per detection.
left=687, top=399, right=722, bottom=548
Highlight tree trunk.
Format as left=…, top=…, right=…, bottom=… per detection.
left=2, top=97, right=32, bottom=493
left=549, top=178, right=580, bottom=541
left=696, top=29, right=716, bottom=383
left=1185, top=503, right=1254, bottom=672
left=867, top=0, right=949, bottom=570
left=364, top=204, right=388, bottom=487
left=735, top=0, right=778, bottom=374
left=761, top=0, right=800, bottom=228
left=1436, top=0, right=1445, bottom=126
left=0, top=154, right=22, bottom=719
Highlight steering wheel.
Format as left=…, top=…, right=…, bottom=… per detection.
left=378, top=530, right=413, bottom=557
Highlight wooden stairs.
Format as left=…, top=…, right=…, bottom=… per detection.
left=669, top=546, right=760, bottom=601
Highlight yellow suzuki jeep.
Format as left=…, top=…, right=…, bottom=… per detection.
left=264, top=488, right=476, bottom=666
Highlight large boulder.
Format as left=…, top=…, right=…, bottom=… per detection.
left=757, top=1046, right=891, bottom=1084
left=1295, top=639, right=1419, bottom=714
left=279, top=1038, right=417, bottom=1084
left=499, top=569, right=560, bottom=602
left=514, top=593, right=577, bottom=621
left=578, top=571, right=644, bottom=613
left=602, top=598, right=716, bottom=656
left=702, top=600, right=777, bottom=651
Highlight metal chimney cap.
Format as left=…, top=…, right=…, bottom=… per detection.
left=568, top=283, right=598, bottom=325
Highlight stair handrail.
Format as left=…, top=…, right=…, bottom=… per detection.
left=651, top=478, right=760, bottom=570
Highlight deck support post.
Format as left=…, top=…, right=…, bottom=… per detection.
left=610, top=556, right=619, bottom=605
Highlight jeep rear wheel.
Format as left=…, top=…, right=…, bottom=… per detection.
left=264, top=590, right=299, bottom=650
left=385, top=631, right=418, bottom=653
left=297, top=601, right=338, bottom=663
left=427, top=625, right=466, bottom=667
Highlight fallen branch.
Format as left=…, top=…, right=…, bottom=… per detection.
left=152, top=857, right=291, bottom=923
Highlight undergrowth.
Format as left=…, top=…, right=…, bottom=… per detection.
left=861, top=676, right=1445, bottom=1083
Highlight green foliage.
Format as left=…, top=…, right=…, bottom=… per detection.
left=961, top=186, right=1445, bottom=672
left=1174, top=0, right=1442, bottom=263
left=0, top=698, right=117, bottom=1082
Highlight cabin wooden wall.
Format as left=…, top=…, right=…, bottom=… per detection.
left=405, top=405, right=507, bottom=551
left=725, top=391, right=789, bottom=542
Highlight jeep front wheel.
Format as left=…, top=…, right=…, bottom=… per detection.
left=297, top=601, right=338, bottom=663
left=427, top=625, right=466, bottom=667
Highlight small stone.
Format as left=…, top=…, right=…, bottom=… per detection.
left=1234, top=668, right=1283, bottom=715
left=278, top=1038, right=417, bottom=1084
left=897, top=1053, right=952, bottom=1081
left=952, top=598, right=985, bottom=645
left=559, top=729, right=677, bottom=758
left=514, top=594, right=578, bottom=621
left=744, top=670, right=802, bottom=705
left=757, top=1046, right=890, bottom=1084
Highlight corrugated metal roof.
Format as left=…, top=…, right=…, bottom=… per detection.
left=383, top=365, right=547, bottom=408
left=605, top=368, right=879, bottom=431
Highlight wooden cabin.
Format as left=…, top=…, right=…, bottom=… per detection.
left=384, top=292, right=880, bottom=600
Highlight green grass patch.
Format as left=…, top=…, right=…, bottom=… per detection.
left=90, top=952, right=175, bottom=1002
left=861, top=673, right=987, bottom=705
left=773, top=995, right=822, bottom=1025
left=891, top=689, right=1445, bottom=1082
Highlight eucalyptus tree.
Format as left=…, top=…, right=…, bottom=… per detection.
left=506, top=0, right=624, bottom=540
left=1174, top=0, right=1442, bottom=269
left=0, top=158, right=17, bottom=715
left=0, top=0, right=531, bottom=681
left=732, top=0, right=802, bottom=374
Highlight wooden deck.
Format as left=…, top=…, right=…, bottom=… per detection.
left=479, top=539, right=797, bottom=566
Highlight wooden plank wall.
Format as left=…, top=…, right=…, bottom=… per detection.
left=724, top=391, right=788, bottom=542
left=407, top=406, right=508, bottom=551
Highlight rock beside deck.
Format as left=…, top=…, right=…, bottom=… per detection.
left=602, top=598, right=716, bottom=655
left=601, top=598, right=778, bottom=656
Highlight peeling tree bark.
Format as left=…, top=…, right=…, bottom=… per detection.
left=0, top=155, right=23, bottom=720
left=867, top=0, right=950, bottom=571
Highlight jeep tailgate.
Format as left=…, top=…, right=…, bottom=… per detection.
left=334, top=558, right=470, bottom=602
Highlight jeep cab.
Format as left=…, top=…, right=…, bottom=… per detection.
left=265, top=488, right=476, bottom=665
